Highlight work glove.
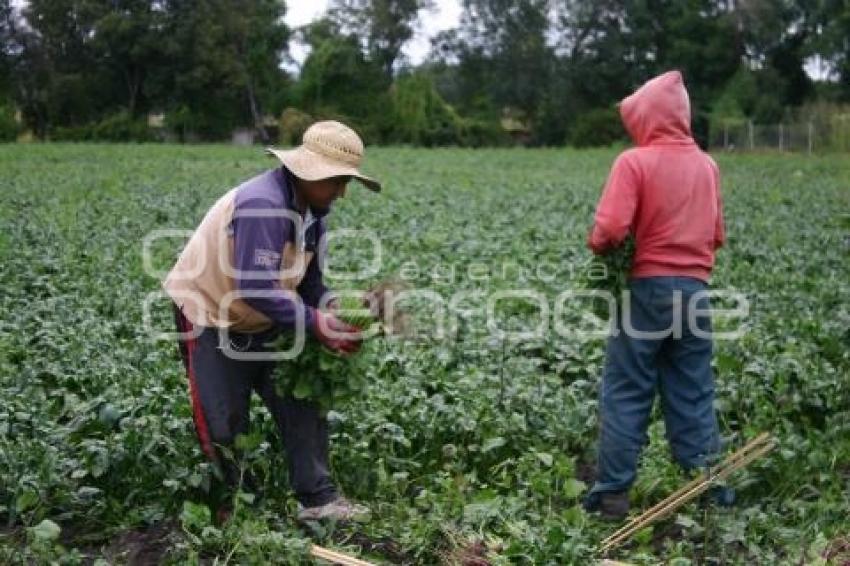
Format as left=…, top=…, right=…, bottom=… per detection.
left=312, top=309, right=361, bottom=355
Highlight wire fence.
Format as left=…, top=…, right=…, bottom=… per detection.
left=709, top=117, right=850, bottom=153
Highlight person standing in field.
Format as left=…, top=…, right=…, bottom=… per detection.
left=583, top=71, right=728, bottom=519
left=163, top=121, right=379, bottom=523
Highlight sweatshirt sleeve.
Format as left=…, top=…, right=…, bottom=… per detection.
left=231, top=198, right=315, bottom=331
left=588, top=152, right=640, bottom=254
left=712, top=164, right=726, bottom=249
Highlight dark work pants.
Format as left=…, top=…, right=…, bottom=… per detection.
left=174, top=304, right=337, bottom=507
left=588, top=277, right=721, bottom=500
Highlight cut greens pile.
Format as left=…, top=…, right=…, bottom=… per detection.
left=270, top=281, right=409, bottom=413
left=582, top=236, right=636, bottom=319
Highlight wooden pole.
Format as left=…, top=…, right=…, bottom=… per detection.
left=601, top=441, right=775, bottom=553
left=310, top=544, right=377, bottom=566
left=599, top=434, right=776, bottom=553
left=602, top=433, right=770, bottom=546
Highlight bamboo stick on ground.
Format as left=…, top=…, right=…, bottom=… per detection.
left=310, top=544, right=377, bottom=566
left=601, top=433, right=772, bottom=546
left=604, top=433, right=771, bottom=541
left=600, top=441, right=776, bottom=552
left=600, top=435, right=776, bottom=553
left=601, top=441, right=775, bottom=552
left=600, top=441, right=775, bottom=552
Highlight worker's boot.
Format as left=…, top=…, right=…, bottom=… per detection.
left=599, top=491, right=630, bottom=519
left=704, top=485, right=736, bottom=507
left=583, top=490, right=630, bottom=520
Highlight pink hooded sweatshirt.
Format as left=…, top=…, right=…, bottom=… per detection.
left=588, top=71, right=725, bottom=282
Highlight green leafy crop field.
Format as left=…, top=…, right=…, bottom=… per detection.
left=1, top=144, right=848, bottom=564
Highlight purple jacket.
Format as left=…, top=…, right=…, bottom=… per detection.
left=230, top=167, right=330, bottom=331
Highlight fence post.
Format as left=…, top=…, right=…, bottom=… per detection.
left=724, top=123, right=729, bottom=149
left=748, top=120, right=754, bottom=150
left=807, top=122, right=813, bottom=155
left=779, top=123, right=784, bottom=152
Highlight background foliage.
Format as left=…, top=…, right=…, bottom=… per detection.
left=1, top=0, right=849, bottom=147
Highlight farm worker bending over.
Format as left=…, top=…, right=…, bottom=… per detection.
left=583, top=71, right=730, bottom=519
left=163, top=121, right=379, bottom=523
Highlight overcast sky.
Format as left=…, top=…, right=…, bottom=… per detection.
left=286, top=0, right=462, bottom=70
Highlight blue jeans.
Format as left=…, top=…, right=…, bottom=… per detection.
left=588, top=276, right=721, bottom=498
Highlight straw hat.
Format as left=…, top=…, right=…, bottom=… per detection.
left=266, top=121, right=381, bottom=192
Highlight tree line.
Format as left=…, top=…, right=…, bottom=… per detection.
left=1, top=0, right=848, bottom=147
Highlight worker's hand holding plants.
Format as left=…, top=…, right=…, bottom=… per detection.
left=312, top=309, right=362, bottom=355
left=272, top=280, right=409, bottom=413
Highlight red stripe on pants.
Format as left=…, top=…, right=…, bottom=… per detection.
left=176, top=309, right=217, bottom=462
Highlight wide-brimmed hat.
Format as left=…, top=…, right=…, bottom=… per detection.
left=266, top=121, right=381, bottom=192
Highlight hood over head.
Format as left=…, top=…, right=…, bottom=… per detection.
left=619, top=71, right=694, bottom=146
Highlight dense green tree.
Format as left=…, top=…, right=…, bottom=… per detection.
left=88, top=1, right=172, bottom=117
left=431, top=0, right=554, bottom=143
left=0, top=0, right=15, bottom=140
left=20, top=0, right=105, bottom=128
left=812, top=0, right=850, bottom=100
left=0, top=0, right=843, bottom=143
left=329, top=0, right=434, bottom=78
left=6, top=0, right=288, bottom=140
left=12, top=0, right=172, bottom=133
left=390, top=71, right=464, bottom=145
left=160, top=0, right=289, bottom=140
left=0, top=0, right=11, bottom=98
left=294, top=19, right=389, bottom=140
left=549, top=0, right=743, bottom=145
left=4, top=14, right=49, bottom=136
left=733, top=0, right=816, bottom=106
